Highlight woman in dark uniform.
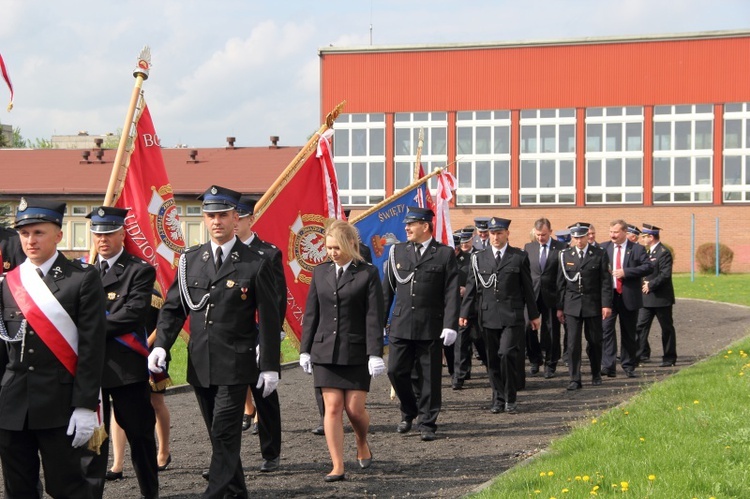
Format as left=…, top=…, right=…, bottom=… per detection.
left=299, top=220, right=385, bottom=482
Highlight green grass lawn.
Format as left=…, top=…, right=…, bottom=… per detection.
left=673, top=273, right=750, bottom=307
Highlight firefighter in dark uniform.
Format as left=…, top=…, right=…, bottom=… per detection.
left=556, top=223, right=613, bottom=391
left=0, top=198, right=106, bottom=499
left=0, top=224, right=25, bottom=273
left=384, top=206, right=459, bottom=442
left=85, top=206, right=158, bottom=499
left=472, top=217, right=490, bottom=250
left=148, top=185, right=280, bottom=499
left=459, top=217, right=540, bottom=414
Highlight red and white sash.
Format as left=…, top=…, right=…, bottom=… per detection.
left=5, top=263, right=78, bottom=375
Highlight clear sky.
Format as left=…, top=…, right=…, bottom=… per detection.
left=1, top=0, right=747, bottom=148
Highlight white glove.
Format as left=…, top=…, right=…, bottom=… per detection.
left=368, top=355, right=386, bottom=377
left=299, top=353, right=312, bottom=374
left=148, top=347, right=167, bottom=373
left=440, top=328, right=457, bottom=346
left=67, top=407, right=98, bottom=448
left=256, top=370, right=279, bottom=398
left=256, top=345, right=261, bottom=364
left=280, top=330, right=286, bottom=341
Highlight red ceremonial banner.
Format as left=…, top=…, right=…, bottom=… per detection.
left=0, top=52, right=14, bottom=111
left=115, top=103, right=186, bottom=302
left=252, top=132, right=342, bottom=342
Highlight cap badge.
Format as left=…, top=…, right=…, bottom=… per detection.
left=18, top=198, right=27, bottom=212
left=210, top=186, right=218, bottom=195
left=97, top=208, right=105, bottom=217
left=107, top=292, right=118, bottom=301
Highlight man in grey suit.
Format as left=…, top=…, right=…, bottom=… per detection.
left=524, top=218, right=566, bottom=379
left=384, top=206, right=459, bottom=442
left=460, top=217, right=540, bottom=414
left=635, top=224, right=677, bottom=367
left=600, top=220, right=652, bottom=379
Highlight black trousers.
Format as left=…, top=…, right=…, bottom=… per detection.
left=636, top=305, right=677, bottom=363
left=526, top=299, right=561, bottom=370
left=248, top=383, right=281, bottom=461
left=454, top=318, right=486, bottom=381
left=86, top=381, right=158, bottom=499
left=387, top=337, right=442, bottom=431
left=566, top=314, right=603, bottom=383
left=483, top=325, right=524, bottom=404
left=602, top=293, right=639, bottom=372
left=194, top=384, right=248, bottom=499
left=0, top=425, right=91, bottom=499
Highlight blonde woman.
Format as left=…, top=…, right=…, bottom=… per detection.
left=299, top=220, right=385, bottom=482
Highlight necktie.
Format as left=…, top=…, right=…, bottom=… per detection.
left=615, top=244, right=623, bottom=293
left=415, top=244, right=423, bottom=259
left=36, top=268, right=44, bottom=279
left=578, top=249, right=584, bottom=261
left=495, top=251, right=502, bottom=265
left=336, top=266, right=343, bottom=282
left=539, top=244, right=547, bottom=270
left=99, top=260, right=109, bottom=279
left=215, top=246, right=223, bottom=272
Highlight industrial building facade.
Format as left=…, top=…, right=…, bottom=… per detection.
left=319, top=30, right=750, bottom=272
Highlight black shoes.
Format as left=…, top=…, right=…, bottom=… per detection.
left=592, top=376, right=603, bottom=386
left=505, top=402, right=518, bottom=414
left=242, top=411, right=256, bottom=431
left=311, top=424, right=325, bottom=436
left=601, top=369, right=617, bottom=378
left=260, top=457, right=280, bottom=472
left=530, top=363, right=540, bottom=375
left=396, top=420, right=412, bottom=433
left=157, top=454, right=171, bottom=472
left=358, top=444, right=373, bottom=469
left=201, top=469, right=210, bottom=481
left=250, top=422, right=259, bottom=435
left=660, top=360, right=676, bottom=367
left=625, top=370, right=637, bottom=379
left=451, top=378, right=464, bottom=390
left=544, top=369, right=556, bottom=379
left=420, top=429, right=436, bottom=441
left=105, top=470, right=123, bottom=481
left=567, top=381, right=582, bottom=391
left=324, top=473, right=346, bottom=482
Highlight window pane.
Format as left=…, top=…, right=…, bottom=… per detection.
left=369, top=128, right=384, bottom=155
left=745, top=156, right=750, bottom=184
left=494, top=125, right=510, bottom=154
left=475, top=111, right=491, bottom=120
left=352, top=129, right=367, bottom=156
left=625, top=158, right=642, bottom=187
left=606, top=123, right=622, bottom=151
left=625, top=193, right=642, bottom=202
left=475, top=195, right=491, bottom=204
left=370, top=114, right=384, bottom=122
left=395, top=128, right=411, bottom=155
left=653, top=192, right=671, bottom=202
left=476, top=126, right=491, bottom=154
left=675, top=121, right=691, bottom=150
left=724, top=156, right=741, bottom=185
left=493, top=160, right=510, bottom=189
left=559, top=124, right=575, bottom=153
left=457, top=111, right=472, bottom=120
left=559, top=194, right=575, bottom=203
left=457, top=127, right=472, bottom=154
left=351, top=114, right=366, bottom=123
left=540, top=125, right=556, bottom=152
left=394, top=162, right=410, bottom=189
left=457, top=162, right=472, bottom=188
left=540, top=109, right=556, bottom=118
left=559, top=108, right=575, bottom=118
left=587, top=159, right=602, bottom=186
left=606, top=193, right=623, bottom=202
left=626, top=122, right=642, bottom=151
left=413, top=112, right=428, bottom=121
left=336, top=163, right=350, bottom=188
left=560, top=160, right=574, bottom=187
left=587, top=193, right=603, bottom=203
left=654, top=105, right=671, bottom=115
left=606, top=158, right=622, bottom=187
left=675, top=105, right=691, bottom=114
left=587, top=107, right=603, bottom=117
left=654, top=122, right=671, bottom=150
left=695, top=120, right=712, bottom=149
left=334, top=130, right=349, bottom=156
left=521, top=160, right=537, bottom=188
left=186, top=223, right=203, bottom=247
left=606, top=107, right=623, bottom=116
left=695, top=104, right=712, bottom=113
left=476, top=161, right=491, bottom=187
left=725, top=103, right=743, bottom=113
left=369, top=162, right=384, bottom=190
left=431, top=127, right=447, bottom=155
left=351, top=163, right=367, bottom=189
left=725, top=119, right=742, bottom=149
left=653, top=158, right=671, bottom=186
left=696, top=157, right=711, bottom=184
left=540, top=160, right=555, bottom=188
left=626, top=106, right=642, bottom=116
left=521, top=126, right=537, bottom=153
left=586, top=123, right=602, bottom=152
left=521, top=110, right=536, bottom=119
left=495, top=110, right=510, bottom=120
left=674, top=157, right=690, bottom=186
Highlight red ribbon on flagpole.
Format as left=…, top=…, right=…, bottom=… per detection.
left=0, top=53, right=14, bottom=111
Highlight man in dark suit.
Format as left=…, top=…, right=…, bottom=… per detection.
left=236, top=195, right=284, bottom=473
left=524, top=218, right=566, bottom=379
left=557, top=223, right=613, bottom=390
left=636, top=224, right=677, bottom=367
left=84, top=206, right=158, bottom=499
left=0, top=224, right=25, bottom=273
left=626, top=225, right=642, bottom=245
left=384, top=206, right=459, bottom=441
left=472, top=217, right=490, bottom=250
left=0, top=198, right=106, bottom=498
left=149, top=185, right=280, bottom=498
left=600, top=220, right=652, bottom=378
left=460, top=217, right=540, bottom=413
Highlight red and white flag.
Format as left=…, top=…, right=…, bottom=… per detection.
left=252, top=129, right=343, bottom=342
left=434, top=170, right=457, bottom=247
left=0, top=53, right=14, bottom=111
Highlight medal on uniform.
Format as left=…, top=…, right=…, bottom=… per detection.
left=226, top=280, right=235, bottom=288
left=107, top=292, right=117, bottom=300
left=3, top=262, right=9, bottom=270
left=397, top=263, right=401, bottom=269
left=231, top=251, right=239, bottom=261
left=241, top=287, right=248, bottom=300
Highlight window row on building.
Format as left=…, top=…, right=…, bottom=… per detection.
left=333, top=103, right=750, bottom=206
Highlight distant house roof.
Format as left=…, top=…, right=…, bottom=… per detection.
left=0, top=145, right=301, bottom=198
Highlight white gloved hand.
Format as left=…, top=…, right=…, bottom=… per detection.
left=257, top=370, right=279, bottom=398
left=299, top=352, right=312, bottom=374
left=148, top=347, right=167, bottom=373
left=440, top=328, right=457, bottom=347
left=67, top=407, right=98, bottom=448
left=368, top=355, right=386, bottom=377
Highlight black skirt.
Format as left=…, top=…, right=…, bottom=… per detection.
left=313, top=363, right=371, bottom=392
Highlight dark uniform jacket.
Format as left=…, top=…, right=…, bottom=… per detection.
left=155, top=237, right=280, bottom=387
left=460, top=246, right=539, bottom=328
left=600, top=240, right=652, bottom=311
left=0, top=226, right=25, bottom=272
left=98, top=250, right=157, bottom=389
left=247, top=236, right=287, bottom=327
left=300, top=260, right=384, bottom=365
left=642, top=243, right=675, bottom=308
left=383, top=239, right=460, bottom=340
left=556, top=245, right=613, bottom=317
left=456, top=250, right=470, bottom=288
left=524, top=239, right=566, bottom=308
left=0, top=253, right=106, bottom=430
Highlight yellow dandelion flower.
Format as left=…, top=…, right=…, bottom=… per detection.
left=640, top=437, right=645, bottom=442
left=728, top=350, right=733, bottom=354
left=548, top=471, right=555, bottom=477
left=591, top=418, right=598, bottom=424
left=583, top=475, right=590, bottom=482
left=590, top=491, right=598, bottom=496
left=694, top=400, right=700, bottom=404
left=611, top=484, right=618, bottom=488
left=648, top=474, right=656, bottom=481
left=540, top=472, right=546, bottom=477
left=724, top=355, right=729, bottom=359
left=624, top=411, right=629, bottom=415
left=677, top=406, right=682, bottom=410
left=575, top=476, right=582, bottom=481
left=534, top=490, right=540, bottom=494
left=726, top=445, right=731, bottom=449
left=562, top=489, right=569, bottom=494
left=740, top=372, right=745, bottom=376
left=592, top=485, right=599, bottom=491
